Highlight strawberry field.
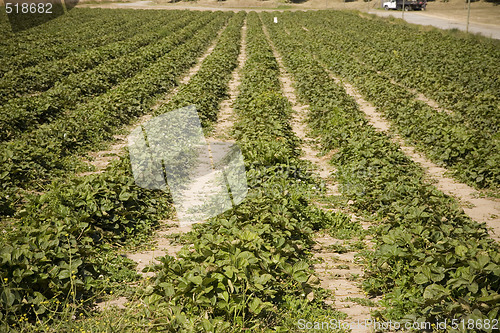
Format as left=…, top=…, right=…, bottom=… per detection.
left=1, top=7, right=499, bottom=333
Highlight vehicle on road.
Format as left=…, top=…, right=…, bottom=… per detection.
left=383, top=0, right=426, bottom=11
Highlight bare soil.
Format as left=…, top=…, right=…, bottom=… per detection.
left=96, top=296, right=129, bottom=311
left=261, top=19, right=376, bottom=330
left=367, top=0, right=500, bottom=27
left=210, top=19, right=248, bottom=141
left=126, top=222, right=192, bottom=277
left=325, top=68, right=500, bottom=243
left=411, top=90, right=454, bottom=115
left=312, top=234, right=379, bottom=333
left=79, top=23, right=228, bottom=177
left=94, top=221, right=192, bottom=310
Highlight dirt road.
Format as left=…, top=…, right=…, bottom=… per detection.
left=368, top=10, right=500, bottom=39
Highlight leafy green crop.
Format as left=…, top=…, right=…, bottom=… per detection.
left=142, top=13, right=353, bottom=331
left=281, top=11, right=499, bottom=191
left=0, top=12, right=204, bottom=142
left=2, top=8, right=497, bottom=332
left=0, top=156, right=172, bottom=327
left=0, top=12, right=230, bottom=218
left=263, top=11, right=500, bottom=330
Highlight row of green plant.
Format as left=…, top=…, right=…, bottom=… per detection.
left=0, top=152, right=173, bottom=330
left=296, top=11, right=499, bottom=190
left=0, top=11, right=209, bottom=142
left=263, top=12, right=500, bottom=331
left=321, top=11, right=500, bottom=137
left=0, top=9, right=243, bottom=329
left=0, top=10, right=196, bottom=105
left=0, top=12, right=231, bottom=217
left=1, top=11, right=317, bottom=331
left=1, top=7, right=104, bottom=41
left=0, top=9, right=357, bottom=331
left=152, top=12, right=242, bottom=126
left=0, top=7, right=101, bottom=47
left=140, top=12, right=356, bottom=331
left=0, top=8, right=146, bottom=78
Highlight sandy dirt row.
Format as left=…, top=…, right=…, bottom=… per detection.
left=95, top=21, right=233, bottom=311
left=210, top=20, right=247, bottom=141
left=261, top=17, right=377, bottom=332
left=320, top=65, right=500, bottom=243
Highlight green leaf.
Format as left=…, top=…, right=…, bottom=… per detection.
left=187, top=275, right=203, bottom=285
left=414, top=273, right=429, bottom=285
left=249, top=296, right=263, bottom=315
left=1, top=288, right=15, bottom=307
left=119, top=191, right=132, bottom=201
left=58, top=269, right=71, bottom=280
left=477, top=253, right=490, bottom=268
left=468, top=282, right=479, bottom=294
left=455, top=245, right=468, bottom=257
left=423, top=284, right=450, bottom=302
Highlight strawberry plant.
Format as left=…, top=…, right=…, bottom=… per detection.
left=0, top=12, right=230, bottom=217
left=0, top=12, right=209, bottom=142
left=2, top=8, right=497, bottom=332
left=0, top=10, right=176, bottom=103
left=142, top=12, right=353, bottom=331
left=263, top=12, right=500, bottom=330
left=296, top=11, right=500, bottom=191
left=0, top=156, right=172, bottom=327
left=1, top=9, right=144, bottom=77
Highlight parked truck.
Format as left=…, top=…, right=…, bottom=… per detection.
left=383, top=0, right=426, bottom=10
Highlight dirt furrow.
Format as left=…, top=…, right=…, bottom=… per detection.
left=350, top=50, right=454, bottom=116
left=378, top=70, right=454, bottom=116
left=125, top=20, right=249, bottom=279
left=95, top=221, right=192, bottom=311
left=76, top=113, right=151, bottom=177
left=412, top=89, right=454, bottom=115
left=211, top=19, right=247, bottom=141
left=312, top=235, right=378, bottom=333
left=124, top=222, right=193, bottom=277
left=152, top=22, right=229, bottom=111
left=358, top=58, right=454, bottom=116
left=325, top=68, right=500, bottom=243
left=94, top=30, right=239, bottom=314
left=80, top=23, right=229, bottom=177
left=261, top=19, right=375, bottom=332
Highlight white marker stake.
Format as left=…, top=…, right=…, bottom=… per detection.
left=274, top=17, right=278, bottom=24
